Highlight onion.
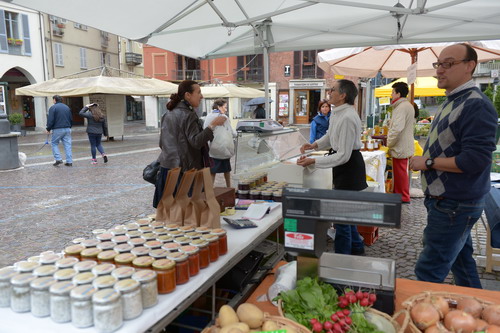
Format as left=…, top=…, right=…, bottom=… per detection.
left=457, top=297, right=483, bottom=318
left=486, top=325, right=500, bottom=333
left=483, top=305, right=500, bottom=326
left=444, top=310, right=476, bottom=333
left=476, top=318, right=489, bottom=331
left=411, top=302, right=440, bottom=330
left=428, top=296, right=450, bottom=318
left=425, top=322, right=451, bottom=333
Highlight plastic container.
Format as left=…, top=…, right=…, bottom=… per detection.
left=132, top=256, right=155, bottom=270
left=179, top=245, right=200, bottom=277
left=114, top=253, right=137, bottom=268
left=111, top=267, right=136, bottom=281
left=10, top=273, right=37, bottom=312
left=70, top=285, right=97, bottom=328
left=92, top=263, right=116, bottom=277
left=152, top=259, right=176, bottom=294
left=167, top=252, right=189, bottom=285
left=261, top=190, right=273, bottom=200
left=131, top=270, right=158, bottom=308
left=249, top=190, right=261, bottom=200
left=72, top=272, right=97, bottom=286
left=114, top=279, right=143, bottom=320
left=272, top=191, right=282, bottom=202
left=30, top=277, right=57, bottom=317
left=238, top=180, right=250, bottom=191
left=97, top=250, right=119, bottom=264
left=74, top=260, right=97, bottom=273
left=49, top=281, right=74, bottom=323
left=92, top=288, right=123, bottom=332
left=210, top=228, right=228, bottom=255
left=237, top=190, right=249, bottom=199
left=190, top=240, right=210, bottom=269
left=0, top=267, right=18, bottom=307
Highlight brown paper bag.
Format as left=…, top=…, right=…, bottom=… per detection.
left=183, top=170, right=207, bottom=227
left=155, top=167, right=181, bottom=223
left=199, top=167, right=221, bottom=229
left=170, top=169, right=196, bottom=225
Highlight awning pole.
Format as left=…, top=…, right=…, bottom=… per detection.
left=264, top=45, right=270, bottom=119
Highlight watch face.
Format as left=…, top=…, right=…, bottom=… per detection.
left=426, top=159, right=433, bottom=168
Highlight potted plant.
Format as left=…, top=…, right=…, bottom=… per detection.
left=57, top=23, right=65, bottom=28
left=7, top=38, right=14, bottom=45
left=14, top=39, right=23, bottom=45
left=8, top=113, right=23, bottom=132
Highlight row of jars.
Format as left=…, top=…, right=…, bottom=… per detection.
left=237, top=181, right=287, bottom=201
left=236, top=172, right=268, bottom=191
left=0, top=262, right=159, bottom=332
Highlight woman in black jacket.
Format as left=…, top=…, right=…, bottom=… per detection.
left=79, top=103, right=108, bottom=165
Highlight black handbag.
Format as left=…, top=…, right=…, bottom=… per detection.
left=143, top=160, right=160, bottom=184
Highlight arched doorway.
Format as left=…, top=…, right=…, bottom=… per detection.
left=0, top=67, right=37, bottom=129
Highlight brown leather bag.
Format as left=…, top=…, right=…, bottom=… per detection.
left=170, top=169, right=196, bottom=225
left=155, top=168, right=180, bottom=223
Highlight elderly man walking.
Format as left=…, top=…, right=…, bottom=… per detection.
left=410, top=43, right=497, bottom=288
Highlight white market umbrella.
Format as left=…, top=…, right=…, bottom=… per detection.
left=200, top=84, right=264, bottom=99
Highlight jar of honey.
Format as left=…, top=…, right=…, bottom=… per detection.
left=210, top=229, right=228, bottom=255
left=92, top=263, right=116, bottom=277
left=179, top=245, right=200, bottom=277
left=64, top=244, right=85, bottom=260
left=152, top=259, right=176, bottom=294
left=97, top=250, right=119, bottom=264
left=114, top=253, right=136, bottom=268
left=132, top=256, right=155, bottom=270
left=167, top=252, right=189, bottom=285
left=131, top=246, right=150, bottom=257
left=80, top=248, right=102, bottom=262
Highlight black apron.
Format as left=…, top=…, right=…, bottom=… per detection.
left=330, top=150, right=368, bottom=191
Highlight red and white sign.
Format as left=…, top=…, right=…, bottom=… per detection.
left=285, top=232, right=314, bottom=250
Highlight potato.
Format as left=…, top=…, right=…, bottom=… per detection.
left=262, top=321, right=279, bottom=331
left=219, top=305, right=240, bottom=327
left=236, top=303, right=264, bottom=329
left=220, top=323, right=250, bottom=333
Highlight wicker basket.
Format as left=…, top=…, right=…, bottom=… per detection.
left=278, top=300, right=409, bottom=333
left=401, top=291, right=494, bottom=333
left=202, top=313, right=310, bottom=333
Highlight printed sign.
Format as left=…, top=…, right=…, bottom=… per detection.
left=285, top=232, right=314, bottom=250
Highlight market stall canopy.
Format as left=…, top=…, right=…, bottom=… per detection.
left=317, top=40, right=500, bottom=78
left=200, top=84, right=264, bottom=99
left=7, top=0, right=500, bottom=59
left=374, top=77, right=445, bottom=98
left=15, top=76, right=178, bottom=97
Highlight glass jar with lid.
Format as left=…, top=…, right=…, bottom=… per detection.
left=167, top=230, right=184, bottom=238
left=92, top=263, right=116, bottom=277
left=49, top=281, right=75, bottom=323
left=165, top=223, right=180, bottom=231
left=149, top=248, right=169, bottom=260
left=179, top=245, right=200, bottom=277
left=238, top=180, right=250, bottom=191
left=178, top=226, right=194, bottom=233
left=27, top=255, right=40, bottom=263
left=81, top=238, right=101, bottom=248
left=152, top=259, right=176, bottom=294
left=210, top=228, right=228, bottom=255
left=92, top=228, right=107, bottom=236
left=125, top=222, right=139, bottom=231
left=131, top=270, right=158, bottom=308
left=55, top=257, right=79, bottom=269
left=195, top=226, right=211, bottom=234
left=114, top=253, right=137, bottom=267
left=111, top=235, right=130, bottom=244
left=114, top=278, right=143, bottom=320
left=80, top=247, right=102, bottom=261
left=272, top=190, right=282, bottom=202
left=249, top=190, right=261, bottom=200
left=72, top=272, right=96, bottom=286
left=114, top=243, right=134, bottom=254
left=128, top=237, right=146, bottom=247
left=74, top=260, right=97, bottom=273
left=153, top=227, right=168, bottom=236
left=136, top=218, right=151, bottom=226
left=185, top=232, right=201, bottom=240
left=96, top=232, right=113, bottom=242
left=92, top=275, right=117, bottom=290
left=190, top=239, right=210, bottom=269
left=131, top=246, right=150, bottom=257
left=39, top=253, right=62, bottom=266
left=54, top=268, right=77, bottom=282
left=30, top=276, right=57, bottom=317
left=156, top=235, right=174, bottom=245
left=0, top=267, right=18, bottom=308
left=126, top=230, right=143, bottom=239
left=167, top=252, right=189, bottom=285
left=10, top=273, right=37, bottom=312
left=141, top=232, right=157, bottom=242
left=15, top=260, right=41, bottom=273
left=132, top=256, right=155, bottom=270
left=97, top=250, right=119, bottom=264
left=97, top=241, right=117, bottom=251
left=70, top=285, right=97, bottom=328
left=162, top=242, right=181, bottom=253
left=92, top=288, right=123, bottom=332
left=138, top=226, right=154, bottom=234
left=72, top=237, right=86, bottom=244
left=144, top=240, right=162, bottom=250
left=202, top=234, right=220, bottom=263
left=64, top=244, right=85, bottom=259
left=150, top=221, right=164, bottom=229
left=174, top=236, right=191, bottom=247
left=111, top=267, right=136, bottom=280
left=33, top=265, right=58, bottom=277
left=110, top=227, right=127, bottom=236
left=237, top=190, right=249, bottom=199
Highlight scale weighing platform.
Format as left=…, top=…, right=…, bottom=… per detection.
left=282, top=187, right=402, bottom=314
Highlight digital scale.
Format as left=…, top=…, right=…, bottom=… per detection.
left=282, top=187, right=402, bottom=314
left=236, top=119, right=284, bottom=132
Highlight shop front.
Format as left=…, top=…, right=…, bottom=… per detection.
left=288, top=79, right=326, bottom=125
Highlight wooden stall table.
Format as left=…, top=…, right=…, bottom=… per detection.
left=247, top=262, right=500, bottom=332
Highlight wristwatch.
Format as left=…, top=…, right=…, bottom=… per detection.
left=425, top=158, right=435, bottom=170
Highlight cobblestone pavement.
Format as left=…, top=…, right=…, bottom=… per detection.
left=1, top=122, right=498, bottom=291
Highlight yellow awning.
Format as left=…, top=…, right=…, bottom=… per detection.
left=374, top=77, right=445, bottom=98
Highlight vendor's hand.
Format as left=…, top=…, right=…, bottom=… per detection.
left=210, top=115, right=226, bottom=128
left=300, top=143, right=316, bottom=154
left=409, top=156, right=427, bottom=171
left=297, top=156, right=315, bottom=167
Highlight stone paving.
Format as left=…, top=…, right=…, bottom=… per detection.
left=0, top=122, right=498, bottom=291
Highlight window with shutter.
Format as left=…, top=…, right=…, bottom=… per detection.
left=80, top=48, right=87, bottom=69
left=293, top=51, right=301, bottom=79
left=54, top=43, right=63, bottom=66
left=21, top=14, right=30, bottom=56
left=0, top=10, right=7, bottom=53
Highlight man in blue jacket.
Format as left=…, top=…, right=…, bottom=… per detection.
left=46, top=95, right=73, bottom=166
left=410, top=44, right=497, bottom=288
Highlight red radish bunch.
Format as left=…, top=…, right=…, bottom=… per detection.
left=338, top=290, right=377, bottom=308
left=310, top=309, right=353, bottom=333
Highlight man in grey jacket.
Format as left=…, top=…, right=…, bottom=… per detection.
left=46, top=95, right=73, bottom=167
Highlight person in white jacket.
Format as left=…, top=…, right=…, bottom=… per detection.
left=203, top=99, right=237, bottom=187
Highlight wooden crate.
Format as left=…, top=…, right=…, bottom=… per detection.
left=358, top=226, right=379, bottom=246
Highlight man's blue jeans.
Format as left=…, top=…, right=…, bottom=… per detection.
left=415, top=196, right=485, bottom=288
left=334, top=224, right=365, bottom=254
left=51, top=128, right=72, bottom=163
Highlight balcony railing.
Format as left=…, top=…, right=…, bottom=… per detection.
left=235, top=67, right=263, bottom=82
left=171, top=69, right=205, bottom=81
left=125, top=52, right=142, bottom=66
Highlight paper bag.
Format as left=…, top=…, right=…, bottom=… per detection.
left=199, top=167, right=221, bottom=229
left=155, top=168, right=181, bottom=223
left=170, top=169, right=196, bottom=224
left=183, top=170, right=207, bottom=227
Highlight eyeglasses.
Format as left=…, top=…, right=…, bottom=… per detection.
left=432, top=59, right=469, bottom=69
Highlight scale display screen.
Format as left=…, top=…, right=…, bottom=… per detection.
left=283, top=187, right=401, bottom=228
